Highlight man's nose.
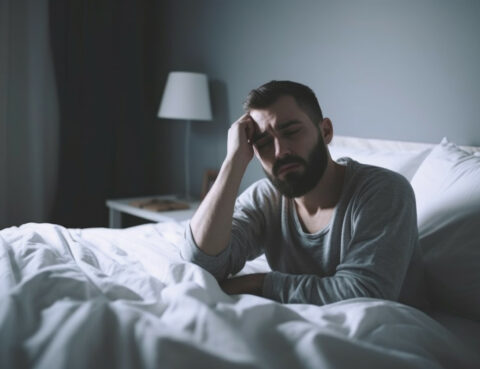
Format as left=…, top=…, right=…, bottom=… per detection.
left=274, top=137, right=291, bottom=158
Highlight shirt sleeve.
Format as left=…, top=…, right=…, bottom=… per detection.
left=262, top=172, right=419, bottom=305
left=180, top=180, right=275, bottom=281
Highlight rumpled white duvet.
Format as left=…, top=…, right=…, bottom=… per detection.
left=0, top=222, right=478, bottom=369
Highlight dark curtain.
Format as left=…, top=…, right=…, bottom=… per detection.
left=49, top=0, right=158, bottom=227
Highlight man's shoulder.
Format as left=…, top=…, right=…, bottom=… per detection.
left=351, top=159, right=411, bottom=185
left=338, top=160, right=417, bottom=221
left=347, top=159, right=414, bottom=198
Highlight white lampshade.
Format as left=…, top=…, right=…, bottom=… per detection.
left=158, top=71, right=212, bottom=121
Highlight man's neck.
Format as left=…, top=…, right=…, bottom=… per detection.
left=293, top=159, right=346, bottom=215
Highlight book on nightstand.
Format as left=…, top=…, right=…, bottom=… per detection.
left=129, top=198, right=190, bottom=212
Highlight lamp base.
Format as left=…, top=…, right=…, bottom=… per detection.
left=184, top=120, right=191, bottom=202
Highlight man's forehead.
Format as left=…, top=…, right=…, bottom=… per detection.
left=249, top=109, right=277, bottom=130
left=249, top=96, right=307, bottom=128
left=251, top=114, right=309, bottom=139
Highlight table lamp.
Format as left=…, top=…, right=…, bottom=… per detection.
left=158, top=71, right=212, bottom=200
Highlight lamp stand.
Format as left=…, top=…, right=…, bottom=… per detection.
left=184, top=120, right=191, bottom=201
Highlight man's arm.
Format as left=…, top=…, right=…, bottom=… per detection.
left=182, top=177, right=272, bottom=282
left=189, top=114, right=255, bottom=256
left=262, top=173, right=420, bottom=304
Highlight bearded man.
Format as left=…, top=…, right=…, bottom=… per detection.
left=180, top=80, right=427, bottom=309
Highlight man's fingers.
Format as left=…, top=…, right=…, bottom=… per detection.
left=237, top=112, right=256, bottom=124
left=245, top=119, right=255, bottom=144
left=232, top=112, right=250, bottom=125
left=231, top=114, right=256, bottom=141
left=240, top=114, right=257, bottom=142
left=225, top=113, right=256, bottom=165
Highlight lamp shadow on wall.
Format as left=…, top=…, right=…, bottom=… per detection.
left=189, top=79, right=231, bottom=198
left=210, top=79, right=231, bottom=131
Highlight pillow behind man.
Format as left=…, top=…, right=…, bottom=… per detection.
left=411, top=138, right=480, bottom=321
left=329, top=136, right=431, bottom=181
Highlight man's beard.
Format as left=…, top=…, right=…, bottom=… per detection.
left=264, top=133, right=328, bottom=198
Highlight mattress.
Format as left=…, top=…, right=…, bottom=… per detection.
left=430, top=311, right=480, bottom=356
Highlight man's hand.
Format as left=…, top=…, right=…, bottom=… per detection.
left=220, top=273, right=266, bottom=297
left=226, top=113, right=256, bottom=170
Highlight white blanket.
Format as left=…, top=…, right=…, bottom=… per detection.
left=0, top=222, right=478, bottom=369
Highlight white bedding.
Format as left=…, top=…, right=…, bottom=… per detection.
left=1, top=222, right=478, bottom=369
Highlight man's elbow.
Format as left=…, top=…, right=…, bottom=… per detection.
left=179, top=237, right=230, bottom=282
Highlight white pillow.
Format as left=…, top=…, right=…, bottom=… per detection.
left=329, top=136, right=432, bottom=180
left=411, top=138, right=480, bottom=225
left=411, top=138, right=480, bottom=321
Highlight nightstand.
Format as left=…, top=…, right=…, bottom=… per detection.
left=105, top=195, right=200, bottom=228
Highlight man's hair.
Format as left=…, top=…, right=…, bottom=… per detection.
left=243, top=80, right=324, bottom=125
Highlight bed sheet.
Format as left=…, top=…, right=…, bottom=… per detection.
left=0, top=222, right=478, bottom=369
left=430, top=311, right=480, bottom=356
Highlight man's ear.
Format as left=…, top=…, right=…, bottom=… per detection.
left=319, top=118, right=333, bottom=144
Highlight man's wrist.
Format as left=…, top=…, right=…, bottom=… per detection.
left=261, top=272, right=275, bottom=300
left=223, top=153, right=250, bottom=175
left=219, top=273, right=267, bottom=296
left=250, top=273, right=266, bottom=296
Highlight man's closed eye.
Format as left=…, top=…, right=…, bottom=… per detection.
left=282, top=128, right=301, bottom=137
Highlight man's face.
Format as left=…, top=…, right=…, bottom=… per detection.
left=249, top=95, right=329, bottom=198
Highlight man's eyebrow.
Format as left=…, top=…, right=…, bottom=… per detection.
left=251, top=120, right=302, bottom=144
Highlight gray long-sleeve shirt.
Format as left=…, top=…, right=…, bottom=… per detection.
left=181, top=158, right=428, bottom=309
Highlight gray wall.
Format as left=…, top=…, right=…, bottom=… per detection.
left=157, top=0, right=480, bottom=197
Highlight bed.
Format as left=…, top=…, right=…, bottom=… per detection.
left=1, top=136, right=479, bottom=369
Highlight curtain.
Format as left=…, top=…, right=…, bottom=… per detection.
left=0, top=0, right=8, bottom=228
left=0, top=0, right=158, bottom=228
left=49, top=0, right=158, bottom=228
left=0, top=0, right=59, bottom=228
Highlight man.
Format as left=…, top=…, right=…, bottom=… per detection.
left=180, top=80, right=427, bottom=309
